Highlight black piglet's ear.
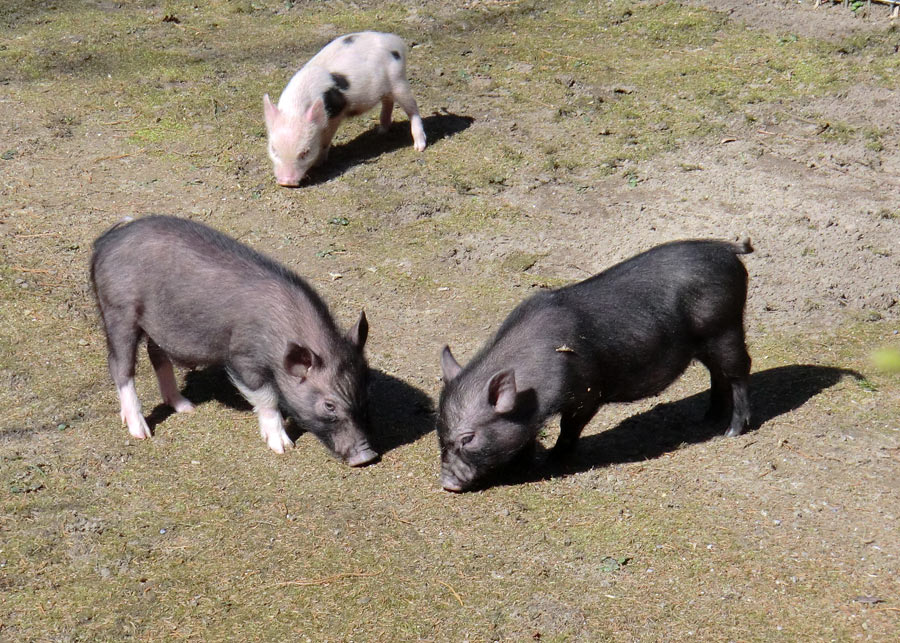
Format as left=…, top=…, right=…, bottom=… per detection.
left=284, top=343, right=320, bottom=378
left=348, top=310, right=368, bottom=351
left=441, top=346, right=462, bottom=382
left=487, top=369, right=517, bottom=414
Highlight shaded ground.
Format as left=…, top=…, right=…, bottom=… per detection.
left=2, top=1, right=899, bottom=641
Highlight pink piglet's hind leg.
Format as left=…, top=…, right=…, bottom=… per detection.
left=378, top=97, right=394, bottom=133
left=391, top=81, right=426, bottom=151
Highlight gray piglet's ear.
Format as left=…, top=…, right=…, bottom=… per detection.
left=284, top=343, right=321, bottom=378
left=487, top=369, right=517, bottom=414
left=441, top=346, right=462, bottom=382
left=348, top=310, right=368, bottom=351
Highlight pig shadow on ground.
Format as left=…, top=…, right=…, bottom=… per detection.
left=145, top=366, right=251, bottom=431
left=499, top=365, right=862, bottom=487
left=367, top=370, right=436, bottom=454
left=144, top=366, right=434, bottom=452
left=302, top=111, right=474, bottom=186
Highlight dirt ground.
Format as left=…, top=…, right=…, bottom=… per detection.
left=2, top=0, right=899, bottom=641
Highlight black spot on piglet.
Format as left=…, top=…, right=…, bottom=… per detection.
left=323, top=86, right=347, bottom=119
left=343, top=35, right=355, bottom=45
left=391, top=50, right=401, bottom=60
left=330, top=73, right=350, bottom=91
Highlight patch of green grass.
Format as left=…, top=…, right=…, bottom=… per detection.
left=820, top=120, right=856, bottom=144
left=501, top=250, right=544, bottom=274
left=129, top=117, right=189, bottom=145
left=863, top=126, right=886, bottom=152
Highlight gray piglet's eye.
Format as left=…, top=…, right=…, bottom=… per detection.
left=459, top=434, right=474, bottom=447
left=324, top=400, right=336, bottom=413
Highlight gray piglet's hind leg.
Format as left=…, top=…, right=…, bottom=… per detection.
left=103, top=315, right=151, bottom=439
left=147, top=338, right=195, bottom=413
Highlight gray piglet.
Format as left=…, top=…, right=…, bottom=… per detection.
left=90, top=215, right=377, bottom=467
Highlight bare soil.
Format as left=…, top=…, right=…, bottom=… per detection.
left=2, top=1, right=899, bottom=641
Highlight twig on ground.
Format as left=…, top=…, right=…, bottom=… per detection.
left=757, top=129, right=814, bottom=142
left=100, top=116, right=138, bottom=126
left=12, top=266, right=53, bottom=274
left=779, top=439, right=843, bottom=462
left=270, top=569, right=383, bottom=587
left=437, top=579, right=464, bottom=607
left=92, top=153, right=132, bottom=163
left=540, top=49, right=579, bottom=60
left=390, top=508, right=414, bottom=526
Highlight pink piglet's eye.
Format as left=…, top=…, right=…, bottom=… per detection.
left=298, top=149, right=310, bottom=159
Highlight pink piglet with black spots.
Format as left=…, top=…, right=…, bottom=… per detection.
left=264, top=31, right=427, bottom=187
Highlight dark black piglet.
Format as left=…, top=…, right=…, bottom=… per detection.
left=90, top=215, right=377, bottom=466
left=438, top=239, right=753, bottom=491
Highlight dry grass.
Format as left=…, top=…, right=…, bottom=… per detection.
left=2, top=1, right=899, bottom=640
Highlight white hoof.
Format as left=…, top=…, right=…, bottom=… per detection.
left=259, top=413, right=292, bottom=454
left=126, top=415, right=152, bottom=440
left=118, top=380, right=150, bottom=439
left=170, top=396, right=196, bottom=414
left=266, top=428, right=293, bottom=454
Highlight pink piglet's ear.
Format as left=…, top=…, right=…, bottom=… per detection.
left=284, top=343, right=321, bottom=378
left=263, top=93, right=280, bottom=129
left=305, top=97, right=326, bottom=124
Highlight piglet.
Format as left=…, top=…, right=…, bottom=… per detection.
left=438, top=239, right=754, bottom=491
left=90, top=215, right=378, bottom=467
left=264, top=31, right=427, bottom=186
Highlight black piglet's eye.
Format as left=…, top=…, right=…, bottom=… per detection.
left=460, top=434, right=474, bottom=447
left=324, top=401, right=336, bottom=413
